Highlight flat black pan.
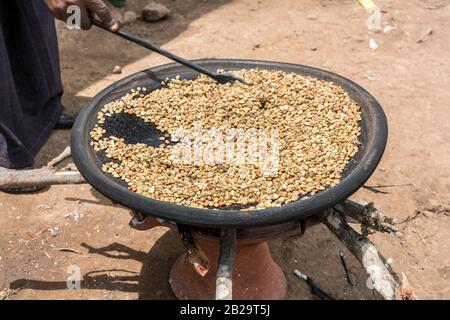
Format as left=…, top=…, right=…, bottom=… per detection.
left=71, top=59, right=388, bottom=228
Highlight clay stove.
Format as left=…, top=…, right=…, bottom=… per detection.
left=70, top=60, right=396, bottom=300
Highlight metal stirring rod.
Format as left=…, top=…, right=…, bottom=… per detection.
left=91, top=18, right=249, bottom=85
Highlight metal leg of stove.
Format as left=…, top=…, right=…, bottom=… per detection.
left=216, top=228, right=237, bottom=300
left=177, top=224, right=210, bottom=277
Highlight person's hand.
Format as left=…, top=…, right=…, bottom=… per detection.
left=43, top=0, right=119, bottom=31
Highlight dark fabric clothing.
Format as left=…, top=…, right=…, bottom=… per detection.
left=0, top=0, right=63, bottom=168
left=0, top=132, right=9, bottom=167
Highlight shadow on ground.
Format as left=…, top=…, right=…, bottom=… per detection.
left=10, top=230, right=184, bottom=299
left=9, top=225, right=381, bottom=300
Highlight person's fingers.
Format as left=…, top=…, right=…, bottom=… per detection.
left=44, top=0, right=118, bottom=31
left=79, top=4, right=92, bottom=30
left=87, top=0, right=119, bottom=32
left=44, top=0, right=70, bottom=21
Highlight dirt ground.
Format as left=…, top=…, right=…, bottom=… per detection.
left=1, top=0, right=450, bottom=300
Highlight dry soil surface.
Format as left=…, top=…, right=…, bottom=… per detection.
left=1, top=0, right=450, bottom=300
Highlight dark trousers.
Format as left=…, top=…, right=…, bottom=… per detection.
left=0, top=0, right=64, bottom=168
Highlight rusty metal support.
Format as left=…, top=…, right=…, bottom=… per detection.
left=177, top=224, right=210, bottom=277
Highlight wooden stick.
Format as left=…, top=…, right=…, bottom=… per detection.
left=323, top=210, right=399, bottom=300
left=293, top=269, right=336, bottom=300
left=47, top=146, right=72, bottom=168
left=365, top=183, right=413, bottom=189
left=395, top=273, right=417, bottom=300
left=334, top=200, right=400, bottom=236
left=53, top=247, right=83, bottom=254
left=0, top=167, right=85, bottom=189
left=339, top=250, right=354, bottom=286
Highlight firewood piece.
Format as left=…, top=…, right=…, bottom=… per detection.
left=293, top=269, right=335, bottom=300
left=52, top=248, right=82, bottom=254
left=395, top=273, right=417, bottom=300
left=323, top=210, right=399, bottom=300
left=0, top=167, right=85, bottom=189
left=47, top=146, right=72, bottom=168
left=334, top=200, right=400, bottom=236
left=339, top=250, right=354, bottom=286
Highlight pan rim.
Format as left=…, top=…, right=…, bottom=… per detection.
left=70, top=59, right=388, bottom=228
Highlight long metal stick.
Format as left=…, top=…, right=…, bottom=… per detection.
left=216, top=228, right=236, bottom=300
left=91, top=19, right=247, bottom=85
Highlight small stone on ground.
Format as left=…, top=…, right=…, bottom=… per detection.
left=123, top=11, right=138, bottom=25
left=142, top=2, right=171, bottom=22
left=113, top=65, right=122, bottom=74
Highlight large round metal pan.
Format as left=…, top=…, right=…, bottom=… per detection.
left=71, top=59, right=388, bottom=228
